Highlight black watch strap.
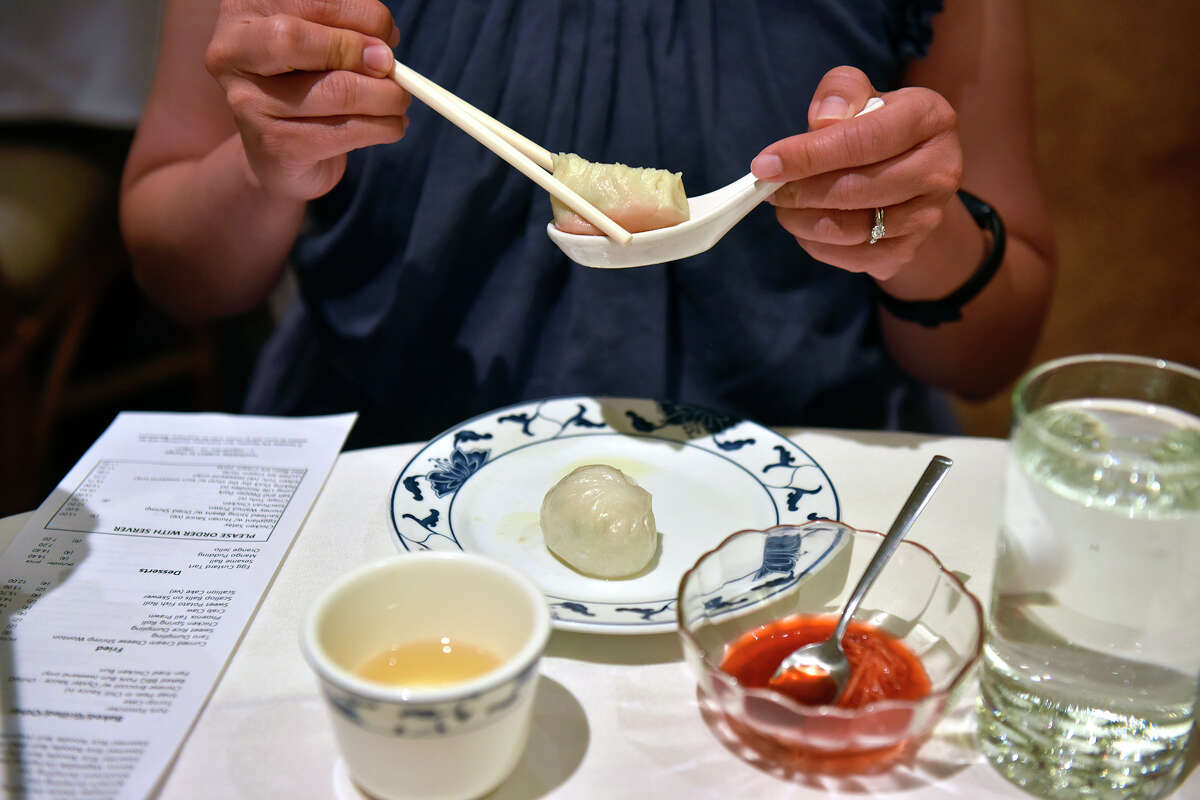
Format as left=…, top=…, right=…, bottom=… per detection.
left=875, top=189, right=1006, bottom=328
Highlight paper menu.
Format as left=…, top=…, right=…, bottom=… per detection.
left=0, top=412, right=356, bottom=799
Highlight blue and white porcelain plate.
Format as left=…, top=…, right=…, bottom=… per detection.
left=389, top=397, right=841, bottom=634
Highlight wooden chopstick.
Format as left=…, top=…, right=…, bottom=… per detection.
left=394, top=62, right=554, bottom=172
left=389, top=61, right=632, bottom=245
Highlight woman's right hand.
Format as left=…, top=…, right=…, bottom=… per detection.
left=204, top=0, right=412, bottom=200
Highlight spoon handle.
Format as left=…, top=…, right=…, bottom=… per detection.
left=832, top=454, right=953, bottom=643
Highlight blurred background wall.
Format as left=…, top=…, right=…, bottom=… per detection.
left=0, top=0, right=272, bottom=516
left=2, top=1, right=1198, bottom=517
left=952, top=0, right=1200, bottom=436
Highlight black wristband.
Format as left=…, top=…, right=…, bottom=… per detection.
left=875, top=189, right=1006, bottom=328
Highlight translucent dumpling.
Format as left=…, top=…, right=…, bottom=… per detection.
left=539, top=464, right=657, bottom=578
left=549, top=153, right=689, bottom=235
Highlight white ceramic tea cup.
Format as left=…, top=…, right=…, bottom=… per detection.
left=301, top=552, right=552, bottom=800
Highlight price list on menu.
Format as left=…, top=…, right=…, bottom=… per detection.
left=0, top=412, right=355, bottom=799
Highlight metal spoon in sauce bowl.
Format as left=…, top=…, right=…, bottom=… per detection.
left=768, top=454, right=953, bottom=703
left=546, top=97, right=885, bottom=269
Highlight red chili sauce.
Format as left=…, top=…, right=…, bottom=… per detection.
left=719, top=615, right=931, bottom=708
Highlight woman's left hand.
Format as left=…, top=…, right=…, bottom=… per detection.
left=750, top=66, right=963, bottom=282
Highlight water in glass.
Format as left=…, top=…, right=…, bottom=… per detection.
left=979, top=397, right=1200, bottom=799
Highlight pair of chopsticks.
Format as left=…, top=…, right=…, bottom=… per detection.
left=389, top=61, right=633, bottom=245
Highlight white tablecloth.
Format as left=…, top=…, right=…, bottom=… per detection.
left=3, top=429, right=1197, bottom=798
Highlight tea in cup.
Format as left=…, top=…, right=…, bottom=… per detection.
left=301, top=552, right=552, bottom=800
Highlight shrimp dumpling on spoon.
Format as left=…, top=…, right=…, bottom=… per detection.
left=539, top=464, right=658, bottom=578
left=549, top=153, right=689, bottom=235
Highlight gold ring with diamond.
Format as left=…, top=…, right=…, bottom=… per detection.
left=869, top=207, right=886, bottom=245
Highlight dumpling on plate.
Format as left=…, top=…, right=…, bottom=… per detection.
left=539, top=464, right=657, bottom=578
left=549, top=153, right=689, bottom=235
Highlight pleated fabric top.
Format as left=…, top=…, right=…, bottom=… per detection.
left=246, top=0, right=951, bottom=447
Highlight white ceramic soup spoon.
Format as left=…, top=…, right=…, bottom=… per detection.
left=546, top=97, right=884, bottom=269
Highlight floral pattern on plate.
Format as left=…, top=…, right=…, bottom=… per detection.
left=389, top=397, right=841, bottom=634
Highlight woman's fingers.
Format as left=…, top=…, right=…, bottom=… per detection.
left=205, top=0, right=409, bottom=199
left=752, top=87, right=957, bottom=183
left=788, top=235, right=921, bottom=281
left=207, top=14, right=395, bottom=78
left=244, top=114, right=410, bottom=198
left=806, top=66, right=877, bottom=131
left=749, top=65, right=965, bottom=281
left=769, top=129, right=961, bottom=210
left=269, top=0, right=398, bottom=45
left=775, top=193, right=956, bottom=281
left=241, top=70, right=411, bottom=120
left=774, top=196, right=946, bottom=247
left=252, top=114, right=410, bottom=166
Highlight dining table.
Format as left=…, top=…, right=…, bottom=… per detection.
left=2, top=426, right=1197, bottom=799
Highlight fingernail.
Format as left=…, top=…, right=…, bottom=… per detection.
left=389, top=25, right=401, bottom=48
left=815, top=95, right=850, bottom=121
left=751, top=153, right=782, bottom=179
left=363, top=44, right=393, bottom=74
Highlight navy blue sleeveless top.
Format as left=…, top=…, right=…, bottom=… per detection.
left=245, top=0, right=953, bottom=447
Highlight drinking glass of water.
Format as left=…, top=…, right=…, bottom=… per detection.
left=978, top=353, right=1200, bottom=799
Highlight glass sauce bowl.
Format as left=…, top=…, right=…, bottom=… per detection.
left=676, top=521, right=983, bottom=774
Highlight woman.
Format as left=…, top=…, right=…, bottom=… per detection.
left=121, top=0, right=1055, bottom=446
